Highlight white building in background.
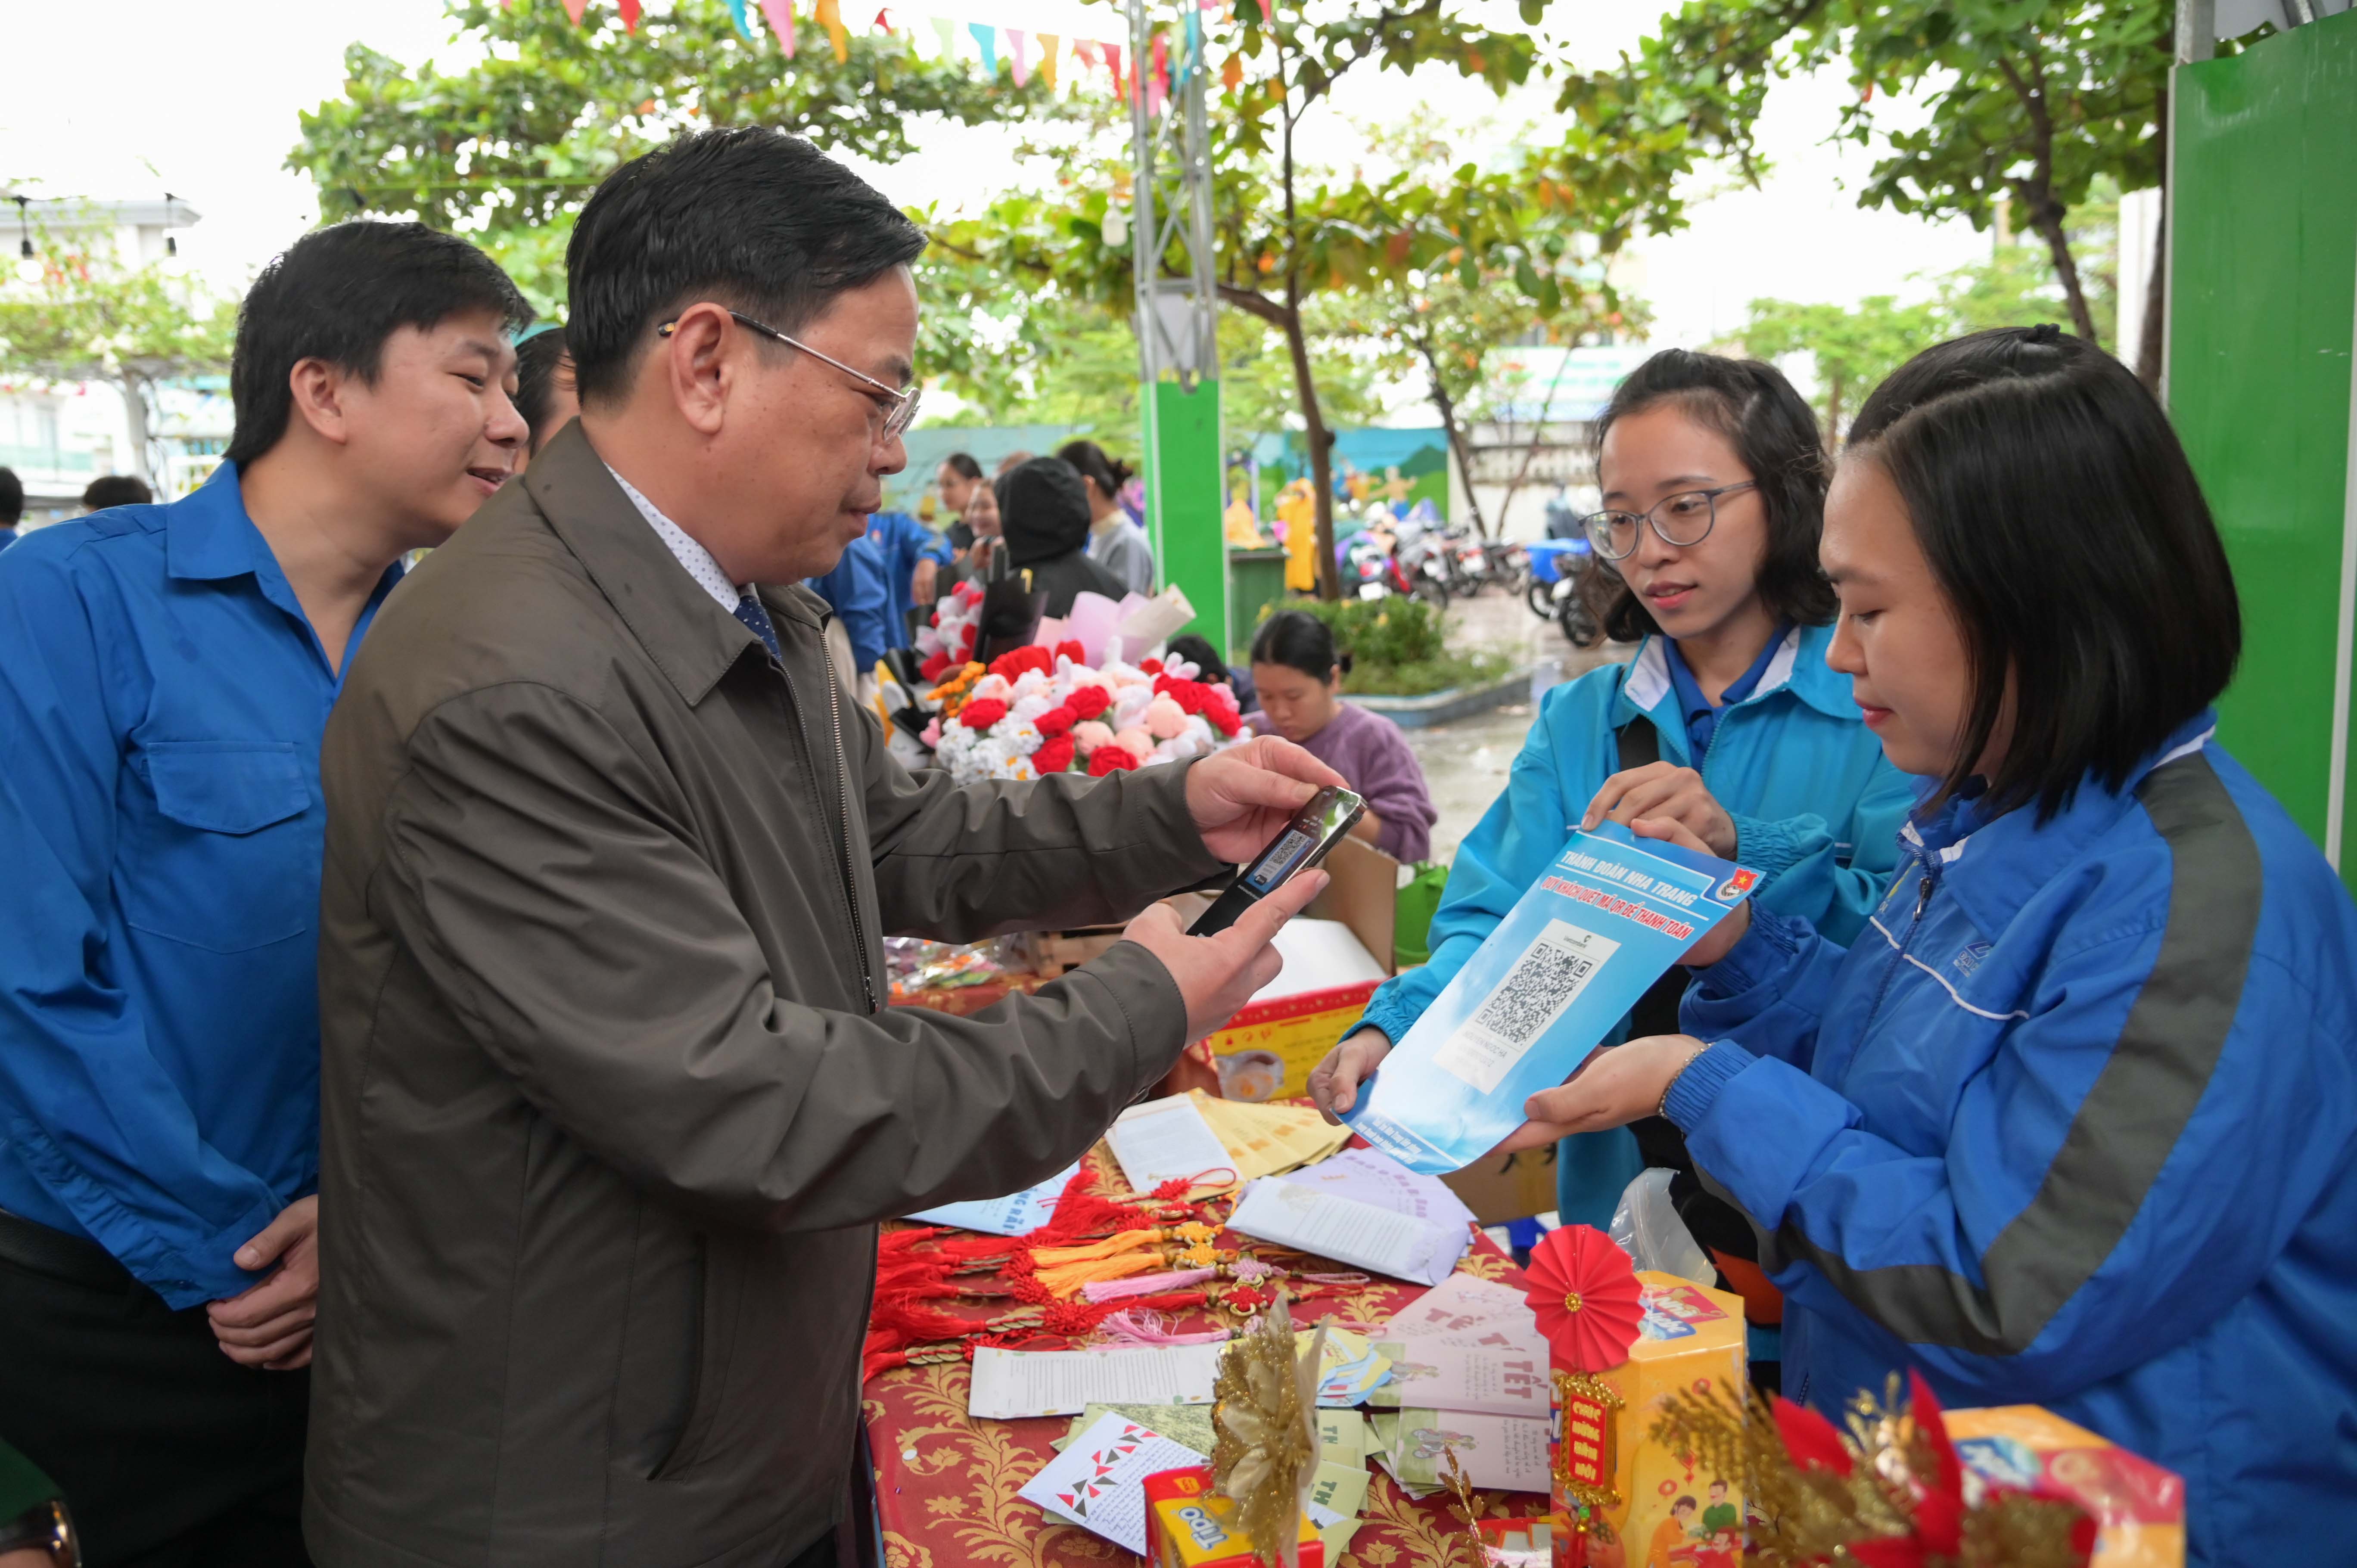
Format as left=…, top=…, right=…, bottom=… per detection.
left=1, top=194, right=230, bottom=527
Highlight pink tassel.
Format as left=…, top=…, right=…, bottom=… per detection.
left=1096, top=1308, right=1231, bottom=1346
left=1080, top=1266, right=1215, bottom=1304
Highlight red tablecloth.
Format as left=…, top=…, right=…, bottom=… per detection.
left=862, top=1229, right=1550, bottom=1568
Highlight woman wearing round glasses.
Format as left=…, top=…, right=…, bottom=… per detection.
left=1312, top=350, right=1912, bottom=1355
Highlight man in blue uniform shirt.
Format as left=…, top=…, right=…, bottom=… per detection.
left=0, top=221, right=529, bottom=1567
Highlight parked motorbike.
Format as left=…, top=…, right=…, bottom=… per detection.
left=1341, top=529, right=1450, bottom=612
left=1524, top=537, right=1604, bottom=648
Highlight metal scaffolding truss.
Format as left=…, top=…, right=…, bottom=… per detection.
left=1128, top=0, right=1219, bottom=387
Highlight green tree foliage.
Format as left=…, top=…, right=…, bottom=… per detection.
left=1557, top=0, right=2186, bottom=360
left=1734, top=295, right=1943, bottom=437
left=0, top=222, right=238, bottom=483
left=1736, top=177, right=2124, bottom=436
left=940, top=1, right=1659, bottom=594
left=288, top=0, right=1056, bottom=310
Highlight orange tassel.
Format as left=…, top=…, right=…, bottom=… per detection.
left=1034, top=1248, right=1169, bottom=1299
left=1029, top=1227, right=1166, bottom=1268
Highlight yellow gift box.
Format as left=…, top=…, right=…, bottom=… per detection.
left=1944, top=1406, right=2185, bottom=1568
left=1549, top=1273, right=1749, bottom=1568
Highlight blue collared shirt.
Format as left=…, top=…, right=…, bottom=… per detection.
left=0, top=466, right=398, bottom=1307
left=1662, top=623, right=1792, bottom=761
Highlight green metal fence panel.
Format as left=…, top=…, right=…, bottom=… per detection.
left=2169, top=10, right=2357, bottom=882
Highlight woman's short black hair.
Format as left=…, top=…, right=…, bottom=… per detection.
left=566, top=127, right=927, bottom=406
left=225, top=220, right=531, bottom=467
left=1577, top=349, right=1833, bottom=643
left=82, top=475, right=153, bottom=510
left=1056, top=439, right=1134, bottom=499
left=940, top=451, right=985, bottom=482
left=1847, top=326, right=2241, bottom=820
left=1250, top=609, right=1349, bottom=680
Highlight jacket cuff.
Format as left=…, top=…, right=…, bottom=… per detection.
left=1083, top=938, right=1195, bottom=1094
left=1664, top=1041, right=1753, bottom=1133
left=1728, top=812, right=1828, bottom=885
left=1693, top=906, right=1812, bottom=1000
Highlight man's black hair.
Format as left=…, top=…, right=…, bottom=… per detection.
left=1167, top=633, right=1232, bottom=687
left=0, top=466, right=22, bottom=526
left=1847, top=325, right=2241, bottom=821
left=1250, top=609, right=1350, bottom=681
left=82, top=474, right=153, bottom=510
left=566, top=128, right=927, bottom=406
left=514, top=326, right=573, bottom=452
left=225, top=221, right=530, bottom=469
left=1577, top=349, right=1833, bottom=643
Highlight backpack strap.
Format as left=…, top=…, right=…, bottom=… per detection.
left=1615, top=714, right=1661, bottom=773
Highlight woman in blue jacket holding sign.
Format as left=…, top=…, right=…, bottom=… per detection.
left=1318, top=351, right=1913, bottom=1284
left=1321, top=327, right=2357, bottom=1567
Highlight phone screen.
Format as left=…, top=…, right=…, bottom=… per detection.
left=1240, top=787, right=1363, bottom=894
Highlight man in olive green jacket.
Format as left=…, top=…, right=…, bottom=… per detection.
left=305, top=130, right=1338, bottom=1568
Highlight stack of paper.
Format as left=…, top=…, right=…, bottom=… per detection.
left=1370, top=1407, right=1553, bottom=1493
left=1104, top=1090, right=1351, bottom=1196
left=1195, top=1091, right=1352, bottom=1182
left=1227, top=1176, right=1473, bottom=1286
left=1382, top=1273, right=1539, bottom=1342
left=1104, top=1095, right=1238, bottom=1195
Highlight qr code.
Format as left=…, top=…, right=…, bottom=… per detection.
left=1432, top=918, right=1621, bottom=1093
left=1474, top=944, right=1599, bottom=1044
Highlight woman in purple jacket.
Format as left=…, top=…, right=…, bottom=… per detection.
left=1250, top=610, right=1437, bottom=862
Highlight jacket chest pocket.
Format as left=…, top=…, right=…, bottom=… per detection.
left=121, top=741, right=315, bottom=953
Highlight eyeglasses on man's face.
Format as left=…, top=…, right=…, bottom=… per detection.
left=1580, top=481, right=1758, bottom=561
left=656, top=309, right=921, bottom=440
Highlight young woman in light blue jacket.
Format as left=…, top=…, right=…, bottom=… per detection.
left=1313, top=351, right=1912, bottom=1358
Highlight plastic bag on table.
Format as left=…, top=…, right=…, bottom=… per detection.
left=1609, top=1167, right=1713, bottom=1285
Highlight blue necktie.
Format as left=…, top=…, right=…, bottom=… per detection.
left=734, top=590, right=781, bottom=661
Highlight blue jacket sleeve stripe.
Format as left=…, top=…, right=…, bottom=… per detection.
left=1757, top=752, right=2262, bottom=1359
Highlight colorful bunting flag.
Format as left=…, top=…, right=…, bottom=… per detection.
left=1037, top=32, right=1059, bottom=88
left=816, top=0, right=848, bottom=60
left=1007, top=28, right=1029, bottom=86
left=562, top=0, right=587, bottom=24
left=619, top=0, right=641, bottom=28
left=1103, top=41, right=1123, bottom=101
left=1222, top=52, right=1242, bottom=92
left=724, top=0, right=752, bottom=40
left=760, top=0, right=796, bottom=56
left=930, top=16, right=957, bottom=59
left=873, top=6, right=892, bottom=31
left=969, top=21, right=997, bottom=76
left=1148, top=31, right=1167, bottom=114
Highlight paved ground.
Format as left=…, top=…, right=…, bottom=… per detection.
left=1401, top=584, right=1632, bottom=863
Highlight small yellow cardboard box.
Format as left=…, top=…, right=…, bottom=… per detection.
left=1551, top=1273, right=1749, bottom=1568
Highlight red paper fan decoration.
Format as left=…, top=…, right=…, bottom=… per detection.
left=1520, top=1224, right=1644, bottom=1372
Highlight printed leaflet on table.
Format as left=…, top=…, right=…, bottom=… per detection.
left=1226, top=1176, right=1470, bottom=1286
left=1346, top=823, right=1757, bottom=1174
left=967, top=1342, right=1225, bottom=1419
left=1105, top=1094, right=1238, bottom=1194
left=1020, top=1412, right=1208, bottom=1554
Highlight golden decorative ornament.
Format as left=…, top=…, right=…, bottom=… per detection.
left=1562, top=1291, right=1583, bottom=1313
left=1210, top=1289, right=1324, bottom=1568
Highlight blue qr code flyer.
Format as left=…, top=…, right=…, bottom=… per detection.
left=1344, top=821, right=1758, bottom=1173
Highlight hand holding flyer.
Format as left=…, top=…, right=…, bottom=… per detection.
left=1344, top=822, right=1757, bottom=1174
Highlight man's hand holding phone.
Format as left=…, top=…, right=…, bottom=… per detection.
left=1121, top=870, right=1329, bottom=1042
